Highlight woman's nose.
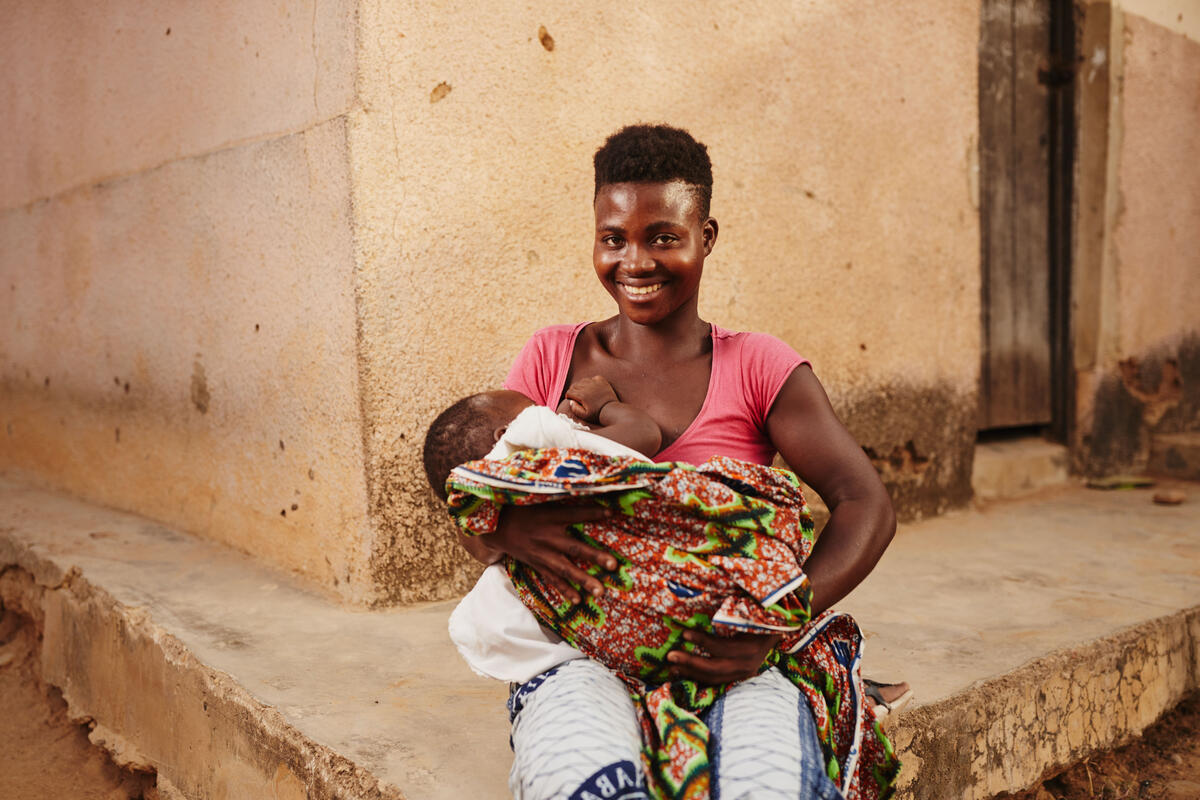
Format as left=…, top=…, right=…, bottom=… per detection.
left=623, top=244, right=654, bottom=272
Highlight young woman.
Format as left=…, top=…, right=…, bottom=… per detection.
left=464, top=124, right=898, bottom=799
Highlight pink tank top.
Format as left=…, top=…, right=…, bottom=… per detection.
left=503, top=322, right=809, bottom=466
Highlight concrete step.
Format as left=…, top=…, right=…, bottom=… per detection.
left=972, top=436, right=1070, bottom=501
left=1149, top=431, right=1200, bottom=480
left=0, top=477, right=1198, bottom=799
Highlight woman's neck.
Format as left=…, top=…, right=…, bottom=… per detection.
left=604, top=309, right=711, bottom=362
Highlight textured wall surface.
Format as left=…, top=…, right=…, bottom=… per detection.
left=1074, top=3, right=1200, bottom=474
left=0, top=2, right=372, bottom=600
left=4, top=0, right=986, bottom=605
left=348, top=0, right=982, bottom=602
left=0, top=0, right=355, bottom=210
left=1112, top=10, right=1200, bottom=358
left=0, top=122, right=373, bottom=598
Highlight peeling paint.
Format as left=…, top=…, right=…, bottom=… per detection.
left=189, top=359, right=210, bottom=414
left=838, top=383, right=976, bottom=522
left=1079, top=332, right=1200, bottom=476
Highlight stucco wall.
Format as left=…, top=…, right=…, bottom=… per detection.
left=4, top=0, right=987, bottom=605
left=1073, top=2, right=1200, bottom=474
left=0, top=1, right=374, bottom=601
left=349, top=0, right=982, bottom=602
left=0, top=0, right=355, bottom=210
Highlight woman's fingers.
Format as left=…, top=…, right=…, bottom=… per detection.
left=679, top=627, right=720, bottom=648
left=547, top=507, right=619, bottom=570
left=492, top=504, right=617, bottom=600
left=548, top=505, right=611, bottom=524
left=667, top=630, right=782, bottom=684
left=540, top=563, right=588, bottom=604
left=548, top=554, right=606, bottom=599
left=563, top=534, right=619, bottom=572
left=666, top=650, right=740, bottom=684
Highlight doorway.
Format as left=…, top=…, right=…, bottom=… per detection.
left=978, top=0, right=1074, bottom=441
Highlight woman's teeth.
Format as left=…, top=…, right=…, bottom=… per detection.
left=623, top=283, right=663, bottom=296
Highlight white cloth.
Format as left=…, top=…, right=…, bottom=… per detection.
left=447, top=405, right=649, bottom=683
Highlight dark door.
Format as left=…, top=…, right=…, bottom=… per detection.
left=979, top=0, right=1054, bottom=430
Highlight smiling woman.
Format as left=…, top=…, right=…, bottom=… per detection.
left=592, top=181, right=715, bottom=333
left=456, top=124, right=899, bottom=799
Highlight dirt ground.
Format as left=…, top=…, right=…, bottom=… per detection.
left=998, top=692, right=1200, bottom=800
left=0, top=604, right=158, bottom=800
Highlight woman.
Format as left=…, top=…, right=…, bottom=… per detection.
left=464, top=124, right=898, bottom=799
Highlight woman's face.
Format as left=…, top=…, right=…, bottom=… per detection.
left=593, top=181, right=717, bottom=326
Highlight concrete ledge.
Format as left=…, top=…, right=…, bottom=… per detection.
left=0, top=479, right=510, bottom=799
left=1, top=477, right=1198, bottom=798
left=2, top=566, right=388, bottom=796
left=888, top=609, right=1200, bottom=798
left=971, top=438, right=1070, bottom=501
left=0, top=544, right=401, bottom=799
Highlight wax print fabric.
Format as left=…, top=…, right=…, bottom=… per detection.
left=447, top=449, right=899, bottom=800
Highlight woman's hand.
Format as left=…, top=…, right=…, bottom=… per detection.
left=667, top=629, right=783, bottom=685
left=488, top=504, right=618, bottom=603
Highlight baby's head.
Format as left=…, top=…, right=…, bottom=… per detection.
left=422, top=390, right=533, bottom=500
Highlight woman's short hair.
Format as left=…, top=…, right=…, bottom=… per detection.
left=593, top=124, right=713, bottom=219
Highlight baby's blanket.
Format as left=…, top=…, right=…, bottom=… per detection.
left=447, top=449, right=899, bottom=800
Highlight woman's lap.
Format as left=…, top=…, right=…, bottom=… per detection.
left=508, top=658, right=841, bottom=800
left=508, top=658, right=648, bottom=800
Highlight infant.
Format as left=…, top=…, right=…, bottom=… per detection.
left=423, top=379, right=902, bottom=796
left=422, top=376, right=661, bottom=501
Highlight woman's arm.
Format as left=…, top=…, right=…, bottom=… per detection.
left=764, top=365, right=896, bottom=614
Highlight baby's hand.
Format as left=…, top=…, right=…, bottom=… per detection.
left=560, top=376, right=619, bottom=423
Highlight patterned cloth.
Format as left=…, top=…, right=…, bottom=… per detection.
left=448, top=448, right=899, bottom=800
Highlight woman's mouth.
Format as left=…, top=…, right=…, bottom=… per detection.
left=620, top=282, right=664, bottom=298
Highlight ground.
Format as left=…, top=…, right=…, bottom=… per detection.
left=0, top=603, right=158, bottom=800
left=998, top=692, right=1200, bottom=800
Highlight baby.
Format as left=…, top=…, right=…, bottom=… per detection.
left=424, top=377, right=911, bottom=708
left=422, top=375, right=661, bottom=502
left=424, top=378, right=904, bottom=797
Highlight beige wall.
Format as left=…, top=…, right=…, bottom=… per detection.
left=4, top=1, right=985, bottom=604
left=349, top=0, right=983, bottom=600
left=0, top=0, right=355, bottom=210
left=1073, top=1, right=1200, bottom=473
left=0, top=1, right=375, bottom=601
left=1112, top=9, right=1200, bottom=357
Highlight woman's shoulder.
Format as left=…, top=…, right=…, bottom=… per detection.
left=505, top=322, right=591, bottom=405
left=523, top=321, right=591, bottom=345
left=711, top=324, right=809, bottom=366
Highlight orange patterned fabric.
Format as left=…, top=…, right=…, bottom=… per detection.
left=448, top=449, right=899, bottom=799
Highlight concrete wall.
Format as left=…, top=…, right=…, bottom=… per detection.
left=3, top=0, right=1193, bottom=606
left=1073, top=0, right=1200, bottom=475
left=5, top=1, right=983, bottom=604
left=349, top=0, right=983, bottom=602
left=0, top=1, right=377, bottom=602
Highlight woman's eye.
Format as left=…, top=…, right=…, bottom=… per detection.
left=652, top=234, right=679, bottom=245
left=602, top=235, right=624, bottom=247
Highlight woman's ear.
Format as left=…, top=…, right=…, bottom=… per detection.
left=702, top=217, right=719, bottom=255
